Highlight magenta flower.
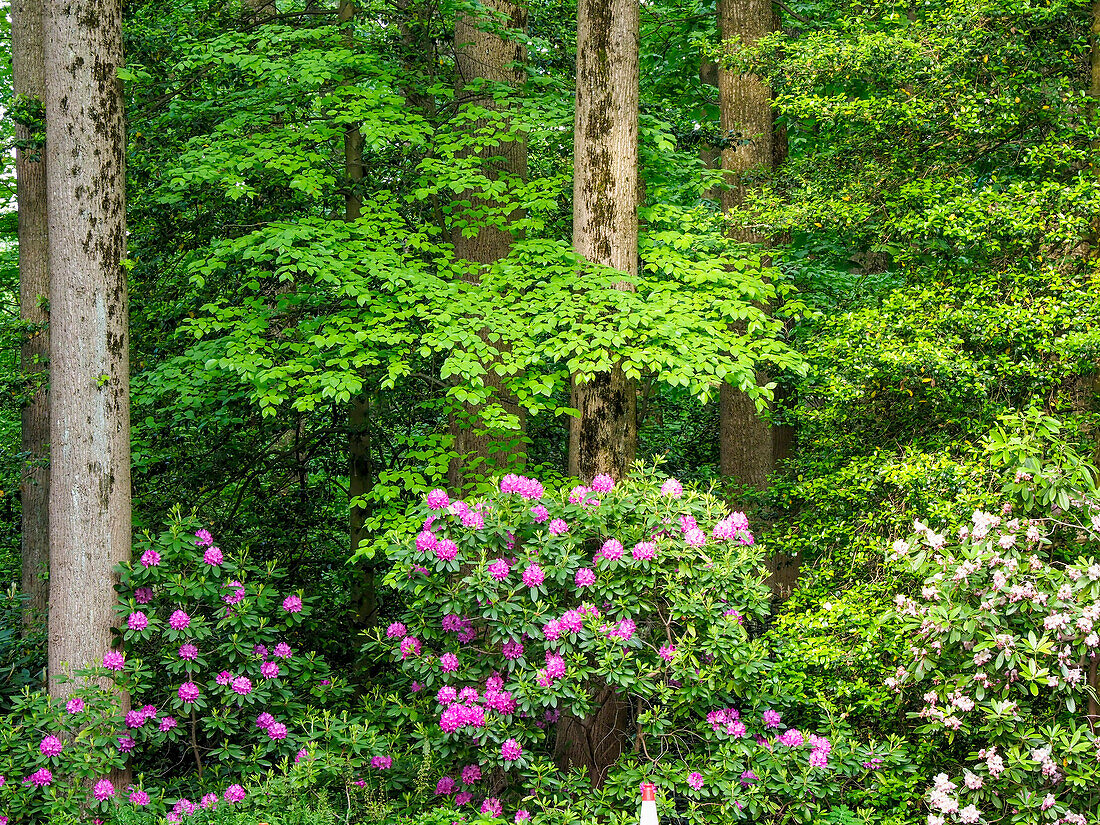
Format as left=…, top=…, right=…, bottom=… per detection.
left=386, top=622, right=407, bottom=639
left=105, top=649, right=126, bottom=670
left=440, top=652, right=459, bottom=673
left=575, top=568, right=595, bottom=588
left=437, top=685, right=458, bottom=704
left=761, top=709, right=781, bottom=728
left=658, top=645, right=675, bottom=662
left=256, top=712, right=275, bottom=729
left=501, top=738, right=523, bottom=761
left=223, top=784, right=246, bottom=803
left=371, top=755, right=393, bottom=769
left=231, top=676, right=253, bottom=695
left=632, top=541, right=656, bottom=560
left=426, top=489, right=450, bottom=510
left=481, top=797, right=503, bottom=817
left=435, top=539, right=458, bottom=561
left=435, top=776, right=456, bottom=795
left=261, top=661, right=279, bottom=679
left=502, top=639, right=524, bottom=660
left=130, top=789, right=151, bottom=806
left=118, top=735, right=135, bottom=753
left=522, top=563, right=545, bottom=588
left=179, top=643, right=198, bottom=660
left=168, top=610, right=191, bottom=630
left=267, top=722, right=288, bottom=740
left=282, top=594, right=303, bottom=613
left=200, top=792, right=218, bottom=809
left=178, top=682, right=200, bottom=704
left=599, top=539, right=624, bottom=562
left=195, top=529, right=213, bottom=547
left=134, top=586, right=153, bottom=604
left=415, top=530, right=437, bottom=552
left=273, top=642, right=292, bottom=658
left=543, top=619, right=562, bottom=640
left=159, top=716, right=178, bottom=732
left=400, top=636, right=421, bottom=659
left=127, top=611, right=148, bottom=631
left=139, top=549, right=161, bottom=567
left=27, top=768, right=52, bottom=787
left=530, top=504, right=549, bottom=523
left=548, top=518, right=569, bottom=536
left=203, top=546, right=223, bottom=565
left=660, top=478, right=683, bottom=497
left=590, top=474, right=614, bottom=492
left=777, top=728, right=804, bottom=747
left=545, top=652, right=566, bottom=678
left=215, top=670, right=232, bottom=685
left=66, top=697, right=84, bottom=714
left=687, top=772, right=704, bottom=790
left=455, top=791, right=473, bottom=806
left=684, top=528, right=706, bottom=547
left=515, top=811, right=531, bottom=822
left=488, top=558, right=511, bottom=580
left=92, top=778, right=115, bottom=801
left=40, top=735, right=63, bottom=757
left=461, top=764, right=482, bottom=784
left=560, top=609, right=584, bottom=633
left=125, top=709, right=147, bottom=728
left=295, top=748, right=309, bottom=763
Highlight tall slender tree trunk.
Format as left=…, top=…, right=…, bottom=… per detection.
left=448, top=0, right=529, bottom=490
left=12, top=0, right=50, bottom=628
left=44, top=0, right=131, bottom=697
left=340, top=0, right=378, bottom=626
left=568, top=0, right=639, bottom=483
left=717, top=0, right=778, bottom=491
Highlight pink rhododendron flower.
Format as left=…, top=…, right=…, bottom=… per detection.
left=223, top=785, right=246, bottom=803
left=195, top=529, right=213, bottom=547
left=762, top=709, right=781, bottom=728
left=40, top=736, right=63, bottom=757
left=684, top=528, right=706, bottom=547
left=461, top=764, right=482, bottom=784
left=27, top=768, right=52, bottom=787
left=502, top=639, right=524, bottom=660
left=140, top=550, right=161, bottom=567
left=386, top=622, right=407, bottom=639
left=66, top=697, right=84, bottom=714
left=591, top=474, right=614, bottom=492
left=231, top=676, right=252, bottom=695
left=261, top=661, right=279, bottom=679
left=488, top=558, right=511, bottom=580
left=661, top=478, right=683, bottom=498
left=632, top=541, right=656, bottom=560
left=168, top=610, right=190, bottom=630
left=130, top=789, right=150, bottom=806
left=482, top=798, right=503, bottom=817
left=548, top=518, right=569, bottom=535
left=658, top=645, right=675, bottom=662
left=92, top=778, right=115, bottom=801
left=273, top=642, right=292, bottom=658
left=203, top=547, right=223, bottom=565
left=501, top=738, right=523, bottom=761
left=435, top=776, right=456, bottom=795
left=178, top=682, right=200, bottom=704
left=530, top=504, right=549, bottom=523
left=267, top=722, right=288, bottom=740
left=372, top=755, right=393, bottom=769
left=687, top=772, right=704, bottom=790
left=415, top=530, right=437, bottom=552
left=159, top=716, right=178, bottom=732
left=282, top=595, right=303, bottom=613
left=440, top=653, right=459, bottom=673
left=522, top=563, right=544, bottom=587
left=179, top=643, right=198, bottom=660
left=435, top=539, right=458, bottom=561
left=134, top=586, right=153, bottom=604
left=575, top=568, right=595, bottom=588
left=127, top=611, right=148, bottom=631
left=400, top=636, right=421, bottom=659
left=103, top=651, right=125, bottom=670
left=426, top=489, right=450, bottom=510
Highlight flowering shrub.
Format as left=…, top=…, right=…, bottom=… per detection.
left=890, top=502, right=1100, bottom=825
left=0, top=509, right=348, bottom=824
left=379, top=466, right=906, bottom=823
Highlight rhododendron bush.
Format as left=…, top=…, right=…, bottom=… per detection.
left=890, top=504, right=1100, bottom=825
left=380, top=467, right=906, bottom=823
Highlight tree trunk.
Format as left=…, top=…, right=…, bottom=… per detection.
left=717, top=0, right=778, bottom=492
left=448, top=0, right=529, bottom=490
left=12, top=0, right=50, bottom=628
left=44, top=0, right=131, bottom=698
left=339, top=0, right=378, bottom=626
left=568, top=0, right=639, bottom=483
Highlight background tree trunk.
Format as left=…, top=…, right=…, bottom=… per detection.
left=568, top=0, right=639, bottom=483
left=12, top=0, right=50, bottom=628
left=44, top=0, right=132, bottom=697
left=448, top=0, right=529, bottom=490
left=717, top=0, right=779, bottom=492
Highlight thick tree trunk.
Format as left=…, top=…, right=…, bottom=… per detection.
left=12, top=0, right=50, bottom=628
left=448, top=0, right=529, bottom=489
left=717, top=0, right=778, bottom=492
left=557, top=0, right=639, bottom=785
left=44, top=0, right=131, bottom=697
left=568, top=0, right=639, bottom=483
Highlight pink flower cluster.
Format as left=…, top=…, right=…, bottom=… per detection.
left=499, top=474, right=544, bottom=500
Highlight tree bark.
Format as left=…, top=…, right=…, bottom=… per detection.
left=568, top=0, right=639, bottom=483
left=12, top=0, right=50, bottom=628
left=44, top=0, right=131, bottom=697
left=448, top=0, right=529, bottom=490
left=717, top=0, right=778, bottom=492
